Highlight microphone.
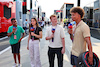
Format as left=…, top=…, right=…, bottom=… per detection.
left=30, top=27, right=35, bottom=41
left=52, top=28, right=55, bottom=42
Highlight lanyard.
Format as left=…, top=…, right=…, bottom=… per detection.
left=13, top=26, right=17, bottom=35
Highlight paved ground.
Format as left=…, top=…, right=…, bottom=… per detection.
left=90, top=27, right=100, bottom=40
left=0, top=24, right=100, bottom=67
left=0, top=30, right=29, bottom=52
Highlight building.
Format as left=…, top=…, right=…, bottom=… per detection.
left=54, top=10, right=62, bottom=22
left=93, top=0, right=100, bottom=28
left=83, top=7, right=93, bottom=27
left=38, top=6, right=42, bottom=21
left=42, top=12, right=45, bottom=21
left=60, top=3, right=74, bottom=19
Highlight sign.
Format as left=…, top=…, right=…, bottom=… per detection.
left=56, top=10, right=61, bottom=12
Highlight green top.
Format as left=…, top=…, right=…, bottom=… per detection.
left=7, top=25, right=25, bottom=45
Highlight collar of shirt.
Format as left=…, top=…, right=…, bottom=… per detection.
left=52, top=25, right=57, bottom=28
left=73, top=20, right=83, bottom=35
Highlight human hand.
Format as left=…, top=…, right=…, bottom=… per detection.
left=68, top=28, right=73, bottom=34
left=31, top=32, right=35, bottom=36
left=88, top=56, right=93, bottom=65
left=61, top=48, right=65, bottom=54
left=18, top=38, right=22, bottom=42
left=12, top=29, right=16, bottom=33
left=50, top=34, right=54, bottom=39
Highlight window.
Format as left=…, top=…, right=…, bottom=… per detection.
left=4, top=6, right=11, bottom=19
left=19, top=12, right=22, bottom=19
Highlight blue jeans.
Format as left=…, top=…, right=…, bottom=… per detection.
left=71, top=54, right=78, bottom=67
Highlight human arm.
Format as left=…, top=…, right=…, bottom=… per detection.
left=18, top=27, right=25, bottom=42
left=60, top=27, right=65, bottom=54
left=83, top=25, right=93, bottom=65
left=7, top=28, right=16, bottom=37
left=85, top=37, right=93, bottom=65
left=68, top=28, right=73, bottom=40
left=18, top=32, right=25, bottom=42
left=61, top=38, right=65, bottom=54
left=45, top=27, right=54, bottom=40
left=27, top=33, right=31, bottom=50
left=45, top=34, right=54, bottom=40
left=31, top=31, right=42, bottom=38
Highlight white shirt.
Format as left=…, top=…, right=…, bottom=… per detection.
left=46, top=25, right=65, bottom=48
left=24, top=21, right=28, bottom=27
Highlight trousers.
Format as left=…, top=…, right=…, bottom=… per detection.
left=29, top=39, right=41, bottom=67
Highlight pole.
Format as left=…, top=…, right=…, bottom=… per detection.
left=30, top=0, right=33, bottom=21
left=22, top=0, right=27, bottom=27
left=77, top=0, right=80, bottom=6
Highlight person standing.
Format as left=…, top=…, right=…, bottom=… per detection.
left=27, top=18, right=42, bottom=67
left=7, top=18, right=25, bottom=67
left=68, top=7, right=93, bottom=67
left=45, top=14, right=65, bottom=67
left=41, top=20, right=44, bottom=28
left=23, top=19, right=28, bottom=34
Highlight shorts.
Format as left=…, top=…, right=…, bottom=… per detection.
left=71, top=54, right=78, bottom=67
left=11, top=42, right=20, bottom=54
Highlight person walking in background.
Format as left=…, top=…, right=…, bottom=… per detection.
left=45, top=14, right=65, bottom=67
left=27, top=18, right=42, bottom=67
left=7, top=18, right=25, bottom=67
left=68, top=7, right=93, bottom=67
left=41, top=20, right=44, bottom=28
left=23, top=19, right=28, bottom=34
left=94, top=20, right=99, bottom=28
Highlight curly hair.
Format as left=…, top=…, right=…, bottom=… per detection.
left=70, top=7, right=85, bottom=19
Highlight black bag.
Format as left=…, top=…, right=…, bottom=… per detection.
left=77, top=51, right=99, bottom=67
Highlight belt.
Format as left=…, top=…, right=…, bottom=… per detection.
left=34, top=39, right=39, bottom=40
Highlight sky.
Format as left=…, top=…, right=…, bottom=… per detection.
left=1, top=0, right=96, bottom=18
left=38, top=0, right=96, bottom=18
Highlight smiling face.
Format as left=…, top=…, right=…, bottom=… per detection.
left=51, top=17, right=57, bottom=25
left=70, top=7, right=85, bottom=22
left=71, top=12, right=81, bottom=21
left=31, top=19, right=36, bottom=26
left=11, top=20, right=17, bottom=26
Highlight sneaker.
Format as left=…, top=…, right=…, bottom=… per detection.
left=12, top=63, right=17, bottom=67
left=18, top=64, right=22, bottom=67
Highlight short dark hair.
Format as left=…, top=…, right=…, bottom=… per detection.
left=70, top=7, right=85, bottom=19
left=11, top=18, right=16, bottom=22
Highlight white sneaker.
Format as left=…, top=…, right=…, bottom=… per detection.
left=12, top=63, right=17, bottom=67
left=18, top=64, right=22, bottom=67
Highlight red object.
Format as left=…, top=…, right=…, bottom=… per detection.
left=56, top=10, right=61, bottom=12
left=22, top=2, right=26, bottom=6
left=52, top=30, right=55, bottom=33
left=30, top=28, right=34, bottom=31
left=13, top=27, right=16, bottom=30
left=0, top=2, right=15, bottom=33
left=68, top=25, right=73, bottom=29
left=84, top=52, right=90, bottom=67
